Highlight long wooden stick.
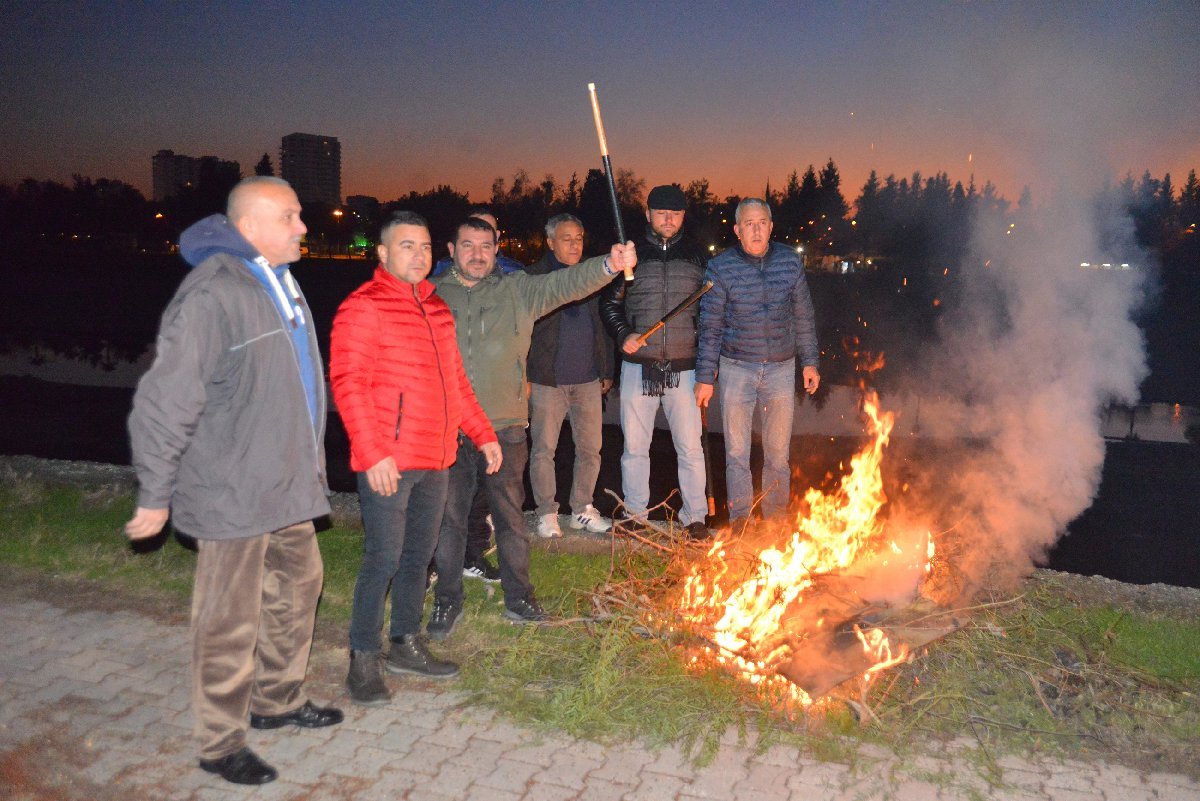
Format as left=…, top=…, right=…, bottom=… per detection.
left=635, top=280, right=713, bottom=345
left=587, top=82, right=633, bottom=281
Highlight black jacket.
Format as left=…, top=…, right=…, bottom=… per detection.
left=599, top=229, right=707, bottom=369
left=524, top=252, right=613, bottom=386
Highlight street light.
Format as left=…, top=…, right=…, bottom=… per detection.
left=332, top=209, right=344, bottom=257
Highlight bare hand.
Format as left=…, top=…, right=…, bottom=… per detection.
left=125, top=507, right=169, bottom=540
left=480, top=442, right=503, bottom=474
left=622, top=334, right=645, bottom=355
left=694, top=382, right=714, bottom=409
left=608, top=241, right=637, bottom=275
left=366, top=456, right=400, bottom=496
left=802, top=366, right=821, bottom=395
left=600, top=379, right=612, bottom=395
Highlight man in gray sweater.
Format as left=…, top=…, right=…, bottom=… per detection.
left=126, top=177, right=342, bottom=786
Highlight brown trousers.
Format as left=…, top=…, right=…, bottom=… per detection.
left=191, top=522, right=324, bottom=759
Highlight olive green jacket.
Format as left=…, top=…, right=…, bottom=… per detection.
left=433, top=255, right=616, bottom=430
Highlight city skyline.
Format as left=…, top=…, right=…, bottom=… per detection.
left=3, top=2, right=1197, bottom=206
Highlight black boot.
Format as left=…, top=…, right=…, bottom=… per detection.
left=346, top=649, right=391, bottom=706
left=386, top=633, right=460, bottom=678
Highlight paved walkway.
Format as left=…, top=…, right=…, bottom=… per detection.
left=1, top=598, right=1197, bottom=801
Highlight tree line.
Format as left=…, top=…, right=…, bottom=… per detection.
left=2, top=162, right=1196, bottom=262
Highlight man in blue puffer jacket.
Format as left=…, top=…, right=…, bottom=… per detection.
left=694, top=198, right=821, bottom=527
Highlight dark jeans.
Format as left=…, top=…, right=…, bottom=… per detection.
left=349, top=469, right=448, bottom=652
left=463, top=485, right=492, bottom=563
left=435, top=427, right=531, bottom=607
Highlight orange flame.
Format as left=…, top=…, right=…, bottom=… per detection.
left=675, top=391, right=933, bottom=704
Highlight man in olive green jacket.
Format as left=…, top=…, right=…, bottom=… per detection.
left=426, top=217, right=636, bottom=636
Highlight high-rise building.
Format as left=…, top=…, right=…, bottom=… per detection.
left=280, top=133, right=341, bottom=206
left=151, top=150, right=240, bottom=201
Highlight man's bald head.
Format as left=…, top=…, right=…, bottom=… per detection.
left=227, top=176, right=293, bottom=222
left=226, top=177, right=307, bottom=266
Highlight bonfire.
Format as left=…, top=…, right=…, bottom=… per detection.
left=606, top=360, right=962, bottom=711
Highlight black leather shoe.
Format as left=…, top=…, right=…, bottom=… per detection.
left=249, top=700, right=344, bottom=730
left=198, top=746, right=277, bottom=785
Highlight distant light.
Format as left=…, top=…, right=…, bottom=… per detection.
left=708, top=245, right=716, bottom=252
left=1080, top=262, right=1091, bottom=268
left=154, top=212, right=163, bottom=219
left=796, top=246, right=803, bottom=254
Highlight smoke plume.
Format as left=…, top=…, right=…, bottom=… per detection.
left=895, top=180, right=1150, bottom=596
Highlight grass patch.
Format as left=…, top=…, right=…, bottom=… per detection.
left=0, top=479, right=195, bottom=601
left=2, top=473, right=1197, bottom=782
left=869, top=582, right=1200, bottom=769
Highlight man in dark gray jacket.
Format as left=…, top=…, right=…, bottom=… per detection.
left=600, top=184, right=709, bottom=539
left=126, top=177, right=342, bottom=786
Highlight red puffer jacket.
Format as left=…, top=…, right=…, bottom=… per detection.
left=330, top=266, right=495, bottom=472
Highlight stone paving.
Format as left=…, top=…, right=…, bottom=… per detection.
left=2, top=598, right=1197, bottom=801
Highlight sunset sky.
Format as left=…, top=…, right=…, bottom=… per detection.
left=3, top=1, right=1196, bottom=206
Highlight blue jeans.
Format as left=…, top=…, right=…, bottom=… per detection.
left=529, top=380, right=603, bottom=517
left=618, top=361, right=707, bottom=525
left=718, top=356, right=795, bottom=520
left=349, top=469, right=448, bottom=652
left=435, top=427, right=532, bottom=608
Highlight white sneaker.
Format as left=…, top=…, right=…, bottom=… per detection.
left=536, top=514, right=562, bottom=538
left=570, top=505, right=612, bottom=533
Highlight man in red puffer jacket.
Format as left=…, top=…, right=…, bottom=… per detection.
left=330, top=211, right=500, bottom=705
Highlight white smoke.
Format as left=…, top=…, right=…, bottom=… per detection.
left=898, top=188, right=1150, bottom=593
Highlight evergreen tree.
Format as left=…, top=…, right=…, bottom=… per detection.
left=796, top=166, right=820, bottom=248
left=853, top=170, right=882, bottom=253
left=254, top=154, right=273, bottom=176
left=563, top=172, right=580, bottom=211
left=776, top=171, right=802, bottom=243
left=684, top=178, right=720, bottom=247
left=816, top=159, right=849, bottom=251
left=1180, top=170, right=1199, bottom=229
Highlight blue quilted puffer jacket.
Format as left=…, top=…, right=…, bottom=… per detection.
left=695, top=242, right=819, bottom=385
